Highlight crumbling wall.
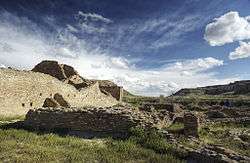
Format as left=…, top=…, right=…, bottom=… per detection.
left=0, top=69, right=118, bottom=116
left=183, top=112, right=199, bottom=137
left=32, top=60, right=78, bottom=80
left=141, top=103, right=183, bottom=113
left=24, top=107, right=171, bottom=133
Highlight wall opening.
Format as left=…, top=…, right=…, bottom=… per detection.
left=22, top=103, right=25, bottom=107
left=30, top=102, right=33, bottom=107
left=39, top=93, right=42, bottom=96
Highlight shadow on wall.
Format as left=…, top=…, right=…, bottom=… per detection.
left=100, top=86, right=123, bottom=101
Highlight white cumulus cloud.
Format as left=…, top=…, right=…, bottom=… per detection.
left=229, top=41, right=250, bottom=60
left=204, top=11, right=250, bottom=46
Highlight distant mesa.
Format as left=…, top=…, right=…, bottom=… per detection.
left=174, top=80, right=250, bottom=96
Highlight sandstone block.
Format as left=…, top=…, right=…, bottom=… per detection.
left=54, top=93, right=70, bottom=108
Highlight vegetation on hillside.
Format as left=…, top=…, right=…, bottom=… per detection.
left=124, top=93, right=250, bottom=108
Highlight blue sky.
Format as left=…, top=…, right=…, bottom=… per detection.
left=0, top=0, right=250, bottom=96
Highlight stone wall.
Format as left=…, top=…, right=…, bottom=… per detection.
left=0, top=68, right=118, bottom=116
left=32, top=60, right=78, bottom=80
left=141, top=103, right=183, bottom=113
left=24, top=107, right=171, bottom=133
left=183, top=112, right=199, bottom=137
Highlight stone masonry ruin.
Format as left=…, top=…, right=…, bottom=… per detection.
left=1, top=60, right=203, bottom=139
left=32, top=60, right=123, bottom=101
left=24, top=106, right=172, bottom=134
left=0, top=62, right=119, bottom=116
left=183, top=112, right=200, bottom=137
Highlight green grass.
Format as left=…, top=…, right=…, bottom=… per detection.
left=124, top=93, right=250, bottom=108
left=129, top=128, right=188, bottom=159
left=123, top=96, right=159, bottom=107
left=166, top=123, right=184, bottom=132
left=169, top=95, right=250, bottom=107
left=0, top=127, right=185, bottom=163
left=199, top=122, right=250, bottom=156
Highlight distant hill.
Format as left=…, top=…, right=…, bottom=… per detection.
left=174, top=80, right=250, bottom=96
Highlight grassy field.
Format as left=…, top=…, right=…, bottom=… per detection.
left=199, top=122, right=250, bottom=156
left=163, top=120, right=250, bottom=157
left=0, top=119, right=185, bottom=163
left=123, top=93, right=250, bottom=108
left=123, top=95, right=159, bottom=107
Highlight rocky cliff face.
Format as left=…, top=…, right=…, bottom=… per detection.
left=32, top=60, right=124, bottom=101
left=174, top=80, right=250, bottom=96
